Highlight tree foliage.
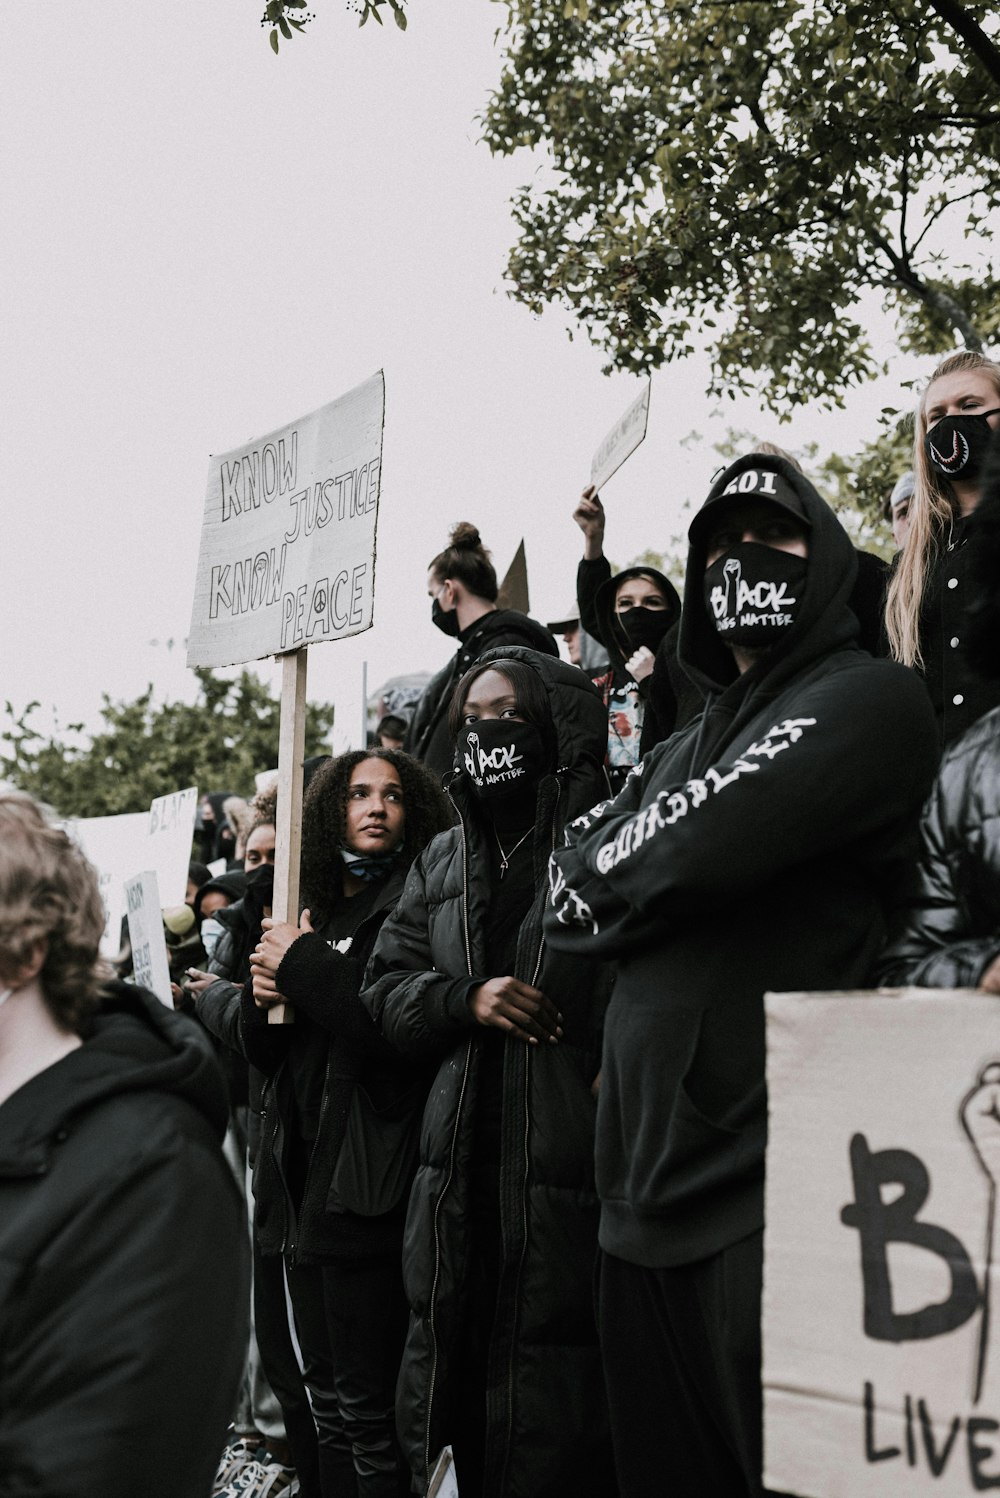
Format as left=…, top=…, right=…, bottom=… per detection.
left=1, top=669, right=335, bottom=820
left=483, top=0, right=1000, bottom=412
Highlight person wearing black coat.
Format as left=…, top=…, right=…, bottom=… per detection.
left=546, top=455, right=939, bottom=1498
left=0, top=791, right=248, bottom=1498
left=363, top=647, right=616, bottom=1498
left=879, top=447, right=1000, bottom=992
left=246, top=750, right=452, bottom=1498
left=405, top=521, right=559, bottom=780
left=572, top=487, right=685, bottom=787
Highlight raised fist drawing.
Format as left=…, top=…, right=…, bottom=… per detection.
left=962, top=1062, right=1000, bottom=1185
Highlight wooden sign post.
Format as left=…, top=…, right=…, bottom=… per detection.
left=187, top=372, right=386, bottom=1023
left=268, top=648, right=308, bottom=1024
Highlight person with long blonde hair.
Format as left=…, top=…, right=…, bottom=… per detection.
left=884, top=349, right=1000, bottom=746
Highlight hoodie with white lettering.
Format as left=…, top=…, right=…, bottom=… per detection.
left=544, top=453, right=938, bottom=1268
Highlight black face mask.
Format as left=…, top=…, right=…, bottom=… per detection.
left=925, top=409, right=1000, bottom=481
left=616, top=606, right=672, bottom=655
left=703, top=542, right=807, bottom=648
left=243, top=864, right=275, bottom=913
left=432, top=597, right=461, bottom=638
left=457, top=720, right=548, bottom=810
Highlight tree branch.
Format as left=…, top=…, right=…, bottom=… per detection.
left=869, top=227, right=985, bottom=349
left=925, top=0, right=1000, bottom=87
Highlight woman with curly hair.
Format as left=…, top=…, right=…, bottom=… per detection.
left=884, top=349, right=1000, bottom=747
left=0, top=791, right=247, bottom=1498
left=246, top=749, right=451, bottom=1498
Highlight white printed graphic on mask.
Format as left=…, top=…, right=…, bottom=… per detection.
left=463, top=731, right=525, bottom=788
left=708, top=558, right=797, bottom=632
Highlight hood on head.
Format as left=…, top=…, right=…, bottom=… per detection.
left=594, top=565, right=682, bottom=674
left=679, top=453, right=859, bottom=696
left=455, top=645, right=609, bottom=824
left=193, top=869, right=247, bottom=921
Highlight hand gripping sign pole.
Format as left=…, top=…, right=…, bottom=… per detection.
left=187, top=372, right=385, bottom=1025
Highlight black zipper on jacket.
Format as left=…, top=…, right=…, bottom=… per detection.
left=423, top=801, right=475, bottom=1487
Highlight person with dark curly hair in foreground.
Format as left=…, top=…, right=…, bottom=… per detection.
left=246, top=749, right=452, bottom=1498
left=0, top=790, right=248, bottom=1498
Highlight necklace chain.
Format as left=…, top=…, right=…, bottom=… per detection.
left=493, top=825, right=532, bottom=878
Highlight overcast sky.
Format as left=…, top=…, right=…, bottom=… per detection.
left=2, top=1, right=959, bottom=766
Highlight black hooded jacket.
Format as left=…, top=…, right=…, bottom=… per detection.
left=0, top=983, right=248, bottom=1498
left=546, top=455, right=939, bottom=1269
left=576, top=558, right=687, bottom=779
left=362, top=647, right=615, bottom=1498
left=405, top=609, right=559, bottom=780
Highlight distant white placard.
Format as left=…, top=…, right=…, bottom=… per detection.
left=124, top=871, right=173, bottom=1006
left=62, top=785, right=197, bottom=954
left=147, top=786, right=197, bottom=905
left=764, top=989, right=1000, bottom=1498
left=187, top=372, right=385, bottom=668
left=590, top=382, right=650, bottom=493
left=62, top=811, right=148, bottom=956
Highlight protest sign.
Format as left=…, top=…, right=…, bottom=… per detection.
left=124, top=871, right=173, bottom=1007
left=147, top=786, right=197, bottom=904
left=186, top=372, right=385, bottom=669
left=590, top=381, right=651, bottom=493
left=763, top=988, right=1000, bottom=1498
left=62, top=811, right=148, bottom=956
left=427, top=1447, right=459, bottom=1498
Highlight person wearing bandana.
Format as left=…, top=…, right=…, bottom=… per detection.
left=363, top=650, right=616, bottom=1498
left=233, top=750, right=451, bottom=1498
left=884, top=351, right=1000, bottom=747
left=572, top=488, right=686, bottom=789
left=545, top=454, right=938, bottom=1498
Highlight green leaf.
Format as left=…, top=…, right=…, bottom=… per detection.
left=266, top=0, right=282, bottom=18
left=279, top=15, right=292, bottom=38
left=269, top=27, right=280, bottom=53
left=289, top=16, right=304, bottom=29
left=394, top=5, right=407, bottom=28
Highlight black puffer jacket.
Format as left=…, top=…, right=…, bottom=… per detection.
left=0, top=983, right=248, bottom=1498
left=363, top=647, right=615, bottom=1498
left=547, top=455, right=939, bottom=1270
left=405, top=609, right=559, bottom=780
left=242, top=866, right=435, bottom=1263
left=879, top=704, right=1000, bottom=987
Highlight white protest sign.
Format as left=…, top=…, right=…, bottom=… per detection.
left=147, top=786, right=197, bottom=905
left=590, top=381, right=650, bottom=493
left=764, top=989, right=1000, bottom=1498
left=62, top=811, right=148, bottom=956
left=427, top=1447, right=459, bottom=1498
left=124, top=871, right=173, bottom=1007
left=187, top=372, right=385, bottom=668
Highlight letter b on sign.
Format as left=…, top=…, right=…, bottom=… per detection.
left=840, top=1132, right=981, bottom=1342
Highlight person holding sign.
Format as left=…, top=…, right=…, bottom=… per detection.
left=546, top=455, right=939, bottom=1498
left=245, top=750, right=450, bottom=1498
left=363, top=649, right=616, bottom=1498
left=405, top=522, right=560, bottom=780
left=0, top=791, right=248, bottom=1498
left=572, top=487, right=685, bottom=789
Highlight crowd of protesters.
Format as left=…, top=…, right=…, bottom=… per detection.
left=2, top=350, right=1000, bottom=1498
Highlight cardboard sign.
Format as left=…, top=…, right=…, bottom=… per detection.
left=187, top=372, right=385, bottom=668
left=124, top=871, right=173, bottom=1006
left=147, top=786, right=197, bottom=905
left=62, top=811, right=148, bottom=956
left=590, top=381, right=650, bottom=493
left=427, top=1447, right=459, bottom=1498
left=764, top=989, right=1000, bottom=1498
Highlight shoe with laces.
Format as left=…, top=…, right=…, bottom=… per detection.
left=212, top=1436, right=265, bottom=1494
left=216, top=1457, right=297, bottom=1498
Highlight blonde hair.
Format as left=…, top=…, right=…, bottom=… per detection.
left=885, top=351, right=1000, bottom=667
left=0, top=791, right=110, bottom=1031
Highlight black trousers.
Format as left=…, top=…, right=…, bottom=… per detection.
left=253, top=1244, right=321, bottom=1498
left=285, top=1256, right=410, bottom=1498
left=597, top=1233, right=789, bottom=1498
